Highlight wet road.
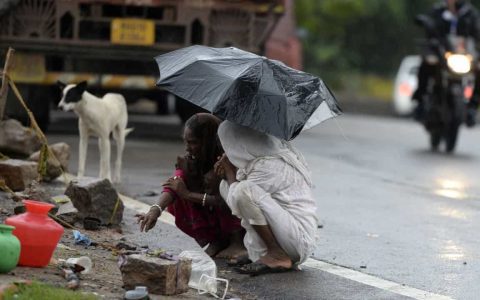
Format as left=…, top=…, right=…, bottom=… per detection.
left=301, top=115, right=480, bottom=300
left=47, top=113, right=480, bottom=299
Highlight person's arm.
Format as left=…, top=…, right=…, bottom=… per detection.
left=183, top=191, right=223, bottom=206
left=136, top=191, right=174, bottom=232
left=215, top=154, right=238, bottom=185
left=162, top=177, right=223, bottom=206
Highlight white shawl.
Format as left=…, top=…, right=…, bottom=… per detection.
left=217, top=121, right=312, bottom=186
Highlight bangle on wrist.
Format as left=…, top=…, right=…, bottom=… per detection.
left=202, top=193, right=207, bottom=206
left=150, top=204, right=163, bottom=215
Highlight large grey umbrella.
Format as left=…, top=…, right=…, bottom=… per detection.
left=155, top=45, right=341, bottom=140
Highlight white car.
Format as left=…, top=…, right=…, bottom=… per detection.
left=392, top=55, right=421, bottom=116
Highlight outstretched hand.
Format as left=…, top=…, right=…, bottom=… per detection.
left=135, top=207, right=161, bottom=232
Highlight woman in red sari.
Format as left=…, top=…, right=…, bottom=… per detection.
left=136, top=113, right=246, bottom=258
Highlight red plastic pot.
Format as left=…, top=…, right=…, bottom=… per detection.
left=5, top=200, right=64, bottom=267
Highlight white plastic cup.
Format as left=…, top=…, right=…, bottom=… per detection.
left=198, top=274, right=229, bottom=300
left=66, top=256, right=92, bottom=274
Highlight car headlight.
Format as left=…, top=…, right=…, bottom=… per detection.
left=446, top=54, right=471, bottom=74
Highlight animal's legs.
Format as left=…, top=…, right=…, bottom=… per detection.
left=78, top=120, right=89, bottom=178
left=98, top=136, right=112, bottom=181
left=112, top=128, right=125, bottom=183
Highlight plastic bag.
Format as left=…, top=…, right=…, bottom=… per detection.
left=179, top=250, right=229, bottom=299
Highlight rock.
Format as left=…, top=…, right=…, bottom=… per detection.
left=0, top=159, right=38, bottom=191
left=22, top=180, right=52, bottom=203
left=0, top=119, right=41, bottom=157
left=119, top=254, right=191, bottom=295
left=116, top=242, right=137, bottom=251
left=55, top=201, right=80, bottom=226
left=65, top=177, right=124, bottom=225
left=28, top=142, right=70, bottom=181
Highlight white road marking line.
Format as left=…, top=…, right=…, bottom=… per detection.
left=77, top=182, right=450, bottom=300
left=302, top=258, right=453, bottom=300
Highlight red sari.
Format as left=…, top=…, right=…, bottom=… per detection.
left=164, top=169, right=242, bottom=246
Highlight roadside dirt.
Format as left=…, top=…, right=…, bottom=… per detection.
left=0, top=187, right=256, bottom=300
left=1, top=195, right=128, bottom=299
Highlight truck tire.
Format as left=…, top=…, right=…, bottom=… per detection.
left=5, top=84, right=51, bottom=132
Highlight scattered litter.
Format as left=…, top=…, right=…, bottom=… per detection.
left=65, top=256, right=93, bottom=274
left=62, top=268, right=80, bottom=290
left=179, top=250, right=225, bottom=297
left=52, top=195, right=70, bottom=204
left=124, top=286, right=149, bottom=300
left=72, top=230, right=96, bottom=246
left=116, top=242, right=137, bottom=251
left=146, top=248, right=166, bottom=258
left=145, top=249, right=180, bottom=260
left=198, top=274, right=229, bottom=300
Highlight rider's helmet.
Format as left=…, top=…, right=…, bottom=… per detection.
left=446, top=0, right=467, bottom=11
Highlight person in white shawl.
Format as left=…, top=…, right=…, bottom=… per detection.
left=215, top=121, right=318, bottom=275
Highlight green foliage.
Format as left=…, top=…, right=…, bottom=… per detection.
left=359, top=74, right=394, bottom=100
left=295, top=0, right=480, bottom=90
left=3, top=282, right=99, bottom=300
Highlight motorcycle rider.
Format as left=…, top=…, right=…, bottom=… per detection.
left=412, top=0, right=480, bottom=127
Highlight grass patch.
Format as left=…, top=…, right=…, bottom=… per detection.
left=3, top=282, right=99, bottom=300
left=337, top=73, right=394, bottom=101
left=359, top=74, right=394, bottom=101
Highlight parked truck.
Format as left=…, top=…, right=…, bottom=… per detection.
left=0, top=0, right=298, bottom=130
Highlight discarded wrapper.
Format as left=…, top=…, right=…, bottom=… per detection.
left=66, top=256, right=92, bottom=274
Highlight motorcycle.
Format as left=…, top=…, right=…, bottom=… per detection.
left=415, top=14, right=477, bottom=152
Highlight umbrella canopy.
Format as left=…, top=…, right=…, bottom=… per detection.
left=155, top=45, right=341, bottom=140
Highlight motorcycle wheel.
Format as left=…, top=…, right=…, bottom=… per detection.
left=445, top=123, right=460, bottom=153
left=430, top=131, right=441, bottom=151
left=444, top=94, right=465, bottom=153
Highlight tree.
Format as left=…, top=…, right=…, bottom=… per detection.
left=295, top=0, right=478, bottom=87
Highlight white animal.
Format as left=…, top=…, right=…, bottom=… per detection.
left=57, top=81, right=133, bottom=183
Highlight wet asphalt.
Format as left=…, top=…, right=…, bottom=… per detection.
left=45, top=111, right=480, bottom=299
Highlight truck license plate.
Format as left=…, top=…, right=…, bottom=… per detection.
left=111, top=18, right=155, bottom=46
left=10, top=53, right=46, bottom=83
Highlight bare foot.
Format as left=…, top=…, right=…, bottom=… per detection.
left=216, top=243, right=248, bottom=259
left=204, top=240, right=229, bottom=257
left=216, top=229, right=247, bottom=259
left=257, top=249, right=292, bottom=269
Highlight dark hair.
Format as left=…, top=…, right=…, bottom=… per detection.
left=185, top=113, right=223, bottom=175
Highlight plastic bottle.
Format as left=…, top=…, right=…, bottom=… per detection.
left=5, top=200, right=64, bottom=267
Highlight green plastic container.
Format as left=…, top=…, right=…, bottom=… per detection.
left=0, top=224, right=21, bottom=273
